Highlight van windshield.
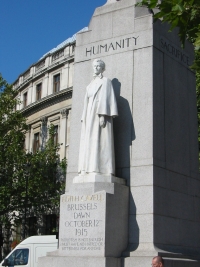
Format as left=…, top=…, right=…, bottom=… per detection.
left=6, top=249, right=29, bottom=266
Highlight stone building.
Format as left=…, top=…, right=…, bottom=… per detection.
left=10, top=28, right=86, bottom=239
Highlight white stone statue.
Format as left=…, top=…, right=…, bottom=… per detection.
left=78, top=59, right=118, bottom=176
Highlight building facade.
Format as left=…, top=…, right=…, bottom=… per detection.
left=4, top=30, right=89, bottom=246
left=13, top=37, right=76, bottom=161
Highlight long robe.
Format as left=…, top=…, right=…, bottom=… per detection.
left=78, top=75, right=118, bottom=175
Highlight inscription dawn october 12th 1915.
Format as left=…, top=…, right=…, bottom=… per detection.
left=60, top=193, right=105, bottom=252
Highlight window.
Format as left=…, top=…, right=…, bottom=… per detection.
left=5, top=249, right=29, bottom=266
left=36, top=83, right=42, bottom=100
left=53, top=125, right=58, bottom=145
left=33, top=132, right=40, bottom=153
left=53, top=74, right=60, bottom=93
left=23, top=92, right=27, bottom=107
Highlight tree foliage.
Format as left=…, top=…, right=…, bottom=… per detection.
left=0, top=74, right=66, bottom=235
left=0, top=74, right=28, bottom=221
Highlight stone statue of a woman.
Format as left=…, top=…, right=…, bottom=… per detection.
left=78, top=59, right=118, bottom=176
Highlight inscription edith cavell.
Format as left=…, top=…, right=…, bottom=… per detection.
left=86, top=36, right=139, bottom=56
left=60, top=193, right=105, bottom=254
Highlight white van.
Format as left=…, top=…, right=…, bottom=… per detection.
left=0, top=236, right=58, bottom=267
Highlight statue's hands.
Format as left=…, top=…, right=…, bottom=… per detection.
left=99, top=115, right=106, bottom=128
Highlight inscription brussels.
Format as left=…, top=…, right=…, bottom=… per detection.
left=60, top=193, right=104, bottom=252
left=61, top=193, right=104, bottom=253
left=67, top=203, right=97, bottom=210
left=86, top=36, right=139, bottom=56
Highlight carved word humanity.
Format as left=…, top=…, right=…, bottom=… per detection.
left=86, top=36, right=139, bottom=56
left=160, top=37, right=189, bottom=66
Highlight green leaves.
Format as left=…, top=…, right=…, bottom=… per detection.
left=171, top=3, right=184, bottom=15
left=0, top=77, right=66, bottom=234
left=195, top=30, right=200, bottom=47
left=148, top=0, right=158, bottom=9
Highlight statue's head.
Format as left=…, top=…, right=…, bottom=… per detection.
left=93, top=59, right=105, bottom=75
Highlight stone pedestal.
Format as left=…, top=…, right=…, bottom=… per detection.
left=38, top=255, right=121, bottom=267
left=59, top=180, right=129, bottom=257
left=73, top=174, right=126, bottom=185
left=38, top=179, right=129, bottom=267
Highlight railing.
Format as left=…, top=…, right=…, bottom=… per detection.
left=52, top=49, right=64, bottom=62
left=23, top=70, right=30, bottom=81
left=13, top=81, right=19, bottom=89
left=35, top=60, right=45, bottom=72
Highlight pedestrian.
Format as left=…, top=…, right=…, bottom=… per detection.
left=152, top=256, right=164, bottom=267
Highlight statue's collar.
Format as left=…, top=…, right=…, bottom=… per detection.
left=93, top=73, right=103, bottom=79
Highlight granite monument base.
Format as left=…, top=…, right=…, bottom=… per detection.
left=38, top=177, right=129, bottom=267
left=38, top=255, right=121, bottom=267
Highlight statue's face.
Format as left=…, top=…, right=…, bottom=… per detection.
left=93, top=62, right=103, bottom=75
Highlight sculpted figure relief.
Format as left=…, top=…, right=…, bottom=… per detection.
left=78, top=59, right=118, bottom=176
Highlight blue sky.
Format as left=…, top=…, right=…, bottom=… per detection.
left=0, top=0, right=106, bottom=83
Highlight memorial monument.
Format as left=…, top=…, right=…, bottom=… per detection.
left=38, top=0, right=200, bottom=266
